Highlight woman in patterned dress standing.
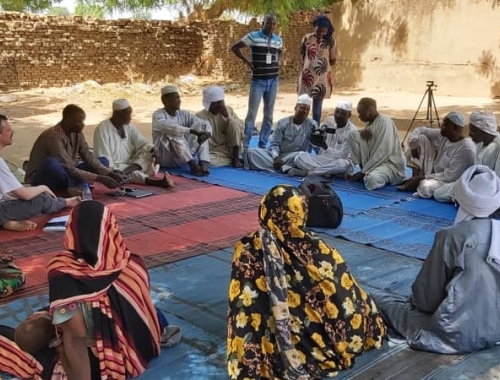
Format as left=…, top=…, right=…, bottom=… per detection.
left=298, top=15, right=337, bottom=126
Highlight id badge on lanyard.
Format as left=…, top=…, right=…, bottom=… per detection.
left=266, top=36, right=273, bottom=64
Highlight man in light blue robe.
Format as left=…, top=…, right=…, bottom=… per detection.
left=243, top=94, right=317, bottom=173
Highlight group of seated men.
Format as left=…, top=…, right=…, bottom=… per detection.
left=0, top=83, right=498, bottom=231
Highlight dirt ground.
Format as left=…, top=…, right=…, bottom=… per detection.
left=0, top=75, right=499, bottom=169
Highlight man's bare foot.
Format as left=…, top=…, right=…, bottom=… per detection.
left=146, top=173, right=175, bottom=188
left=67, top=187, right=83, bottom=197
left=199, top=161, right=210, bottom=175
left=3, top=220, right=37, bottom=232
left=189, top=162, right=205, bottom=177
left=396, top=180, right=410, bottom=191
left=232, top=158, right=243, bottom=168
left=397, top=177, right=422, bottom=192
left=64, top=196, right=82, bottom=207
left=348, top=172, right=365, bottom=182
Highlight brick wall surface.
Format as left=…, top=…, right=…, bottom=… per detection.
left=0, top=11, right=318, bottom=89
left=2, top=1, right=500, bottom=98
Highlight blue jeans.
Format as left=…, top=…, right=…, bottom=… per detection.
left=156, top=307, right=169, bottom=330
left=244, top=76, right=279, bottom=149
left=312, top=97, right=324, bottom=126
left=32, top=156, right=109, bottom=191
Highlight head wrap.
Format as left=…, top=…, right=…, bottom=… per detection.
left=161, top=85, right=179, bottom=97
left=453, top=165, right=500, bottom=224
left=297, top=94, right=312, bottom=107
left=444, top=111, right=466, bottom=128
left=202, top=86, right=225, bottom=111
left=313, top=15, right=334, bottom=41
left=47, top=200, right=162, bottom=372
left=470, top=110, right=498, bottom=136
left=336, top=99, right=352, bottom=112
left=112, top=99, right=131, bottom=111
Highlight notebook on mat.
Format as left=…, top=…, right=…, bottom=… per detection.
left=106, top=187, right=155, bottom=198
left=43, top=215, right=69, bottom=232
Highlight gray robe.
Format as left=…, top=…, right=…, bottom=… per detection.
left=373, top=219, right=500, bottom=354
left=244, top=116, right=316, bottom=173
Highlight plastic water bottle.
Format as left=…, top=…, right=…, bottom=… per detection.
left=82, top=183, right=93, bottom=201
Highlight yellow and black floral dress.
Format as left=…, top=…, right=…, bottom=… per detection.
left=227, top=185, right=386, bottom=379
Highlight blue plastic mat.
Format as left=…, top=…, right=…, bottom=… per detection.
left=0, top=238, right=420, bottom=380
left=318, top=198, right=457, bottom=260
left=2, top=238, right=499, bottom=379
left=166, top=163, right=457, bottom=259
left=166, top=165, right=413, bottom=216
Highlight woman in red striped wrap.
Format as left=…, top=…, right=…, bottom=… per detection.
left=46, top=200, right=162, bottom=379
left=0, top=201, right=174, bottom=379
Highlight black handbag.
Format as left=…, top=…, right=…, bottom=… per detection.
left=299, top=179, right=344, bottom=229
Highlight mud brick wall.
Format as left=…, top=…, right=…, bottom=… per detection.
left=3, top=0, right=499, bottom=97
left=199, top=12, right=316, bottom=83
left=0, top=11, right=318, bottom=90
left=0, top=12, right=204, bottom=89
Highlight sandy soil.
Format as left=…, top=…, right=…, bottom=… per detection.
left=0, top=76, right=499, bottom=169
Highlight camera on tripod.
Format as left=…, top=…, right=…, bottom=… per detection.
left=401, top=80, right=440, bottom=148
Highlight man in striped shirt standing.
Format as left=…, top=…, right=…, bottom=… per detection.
left=231, top=14, right=283, bottom=149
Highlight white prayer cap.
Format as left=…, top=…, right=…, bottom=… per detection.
left=112, top=98, right=131, bottom=111
left=202, top=86, right=225, bottom=111
left=297, top=94, right=312, bottom=106
left=444, top=111, right=466, bottom=128
left=453, top=165, right=500, bottom=224
left=336, top=99, right=352, bottom=112
left=470, top=110, right=498, bottom=136
left=161, top=85, right=179, bottom=96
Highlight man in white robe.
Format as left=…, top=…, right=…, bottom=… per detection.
left=152, top=85, right=213, bottom=177
left=397, top=111, right=476, bottom=199
left=196, top=86, right=245, bottom=168
left=94, top=99, right=174, bottom=188
left=243, top=94, right=316, bottom=173
left=292, top=99, right=357, bottom=177
left=346, top=97, right=406, bottom=190
left=372, top=165, right=500, bottom=354
left=434, top=111, right=500, bottom=202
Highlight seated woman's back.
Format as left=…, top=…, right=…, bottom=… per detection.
left=48, top=201, right=161, bottom=379
left=227, top=185, right=386, bottom=379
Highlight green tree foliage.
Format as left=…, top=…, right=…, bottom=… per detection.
left=183, top=0, right=340, bottom=26
left=74, top=0, right=106, bottom=18
left=1, top=0, right=341, bottom=24
left=46, top=5, right=70, bottom=15
left=0, top=0, right=57, bottom=12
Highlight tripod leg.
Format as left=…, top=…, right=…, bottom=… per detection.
left=427, top=89, right=433, bottom=126
left=402, top=89, right=429, bottom=146
left=430, top=91, right=440, bottom=128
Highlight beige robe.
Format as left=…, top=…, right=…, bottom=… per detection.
left=93, top=119, right=157, bottom=185
left=346, top=115, right=406, bottom=190
left=196, top=107, right=245, bottom=166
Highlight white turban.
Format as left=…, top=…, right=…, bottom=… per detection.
left=161, top=85, right=179, bottom=96
left=297, top=94, right=312, bottom=106
left=202, top=86, right=225, bottom=111
left=336, top=99, right=352, bottom=112
left=112, top=99, right=131, bottom=111
left=453, top=165, right=500, bottom=224
left=470, top=110, right=498, bottom=136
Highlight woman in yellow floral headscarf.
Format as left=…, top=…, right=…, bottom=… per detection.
left=227, top=185, right=386, bottom=379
